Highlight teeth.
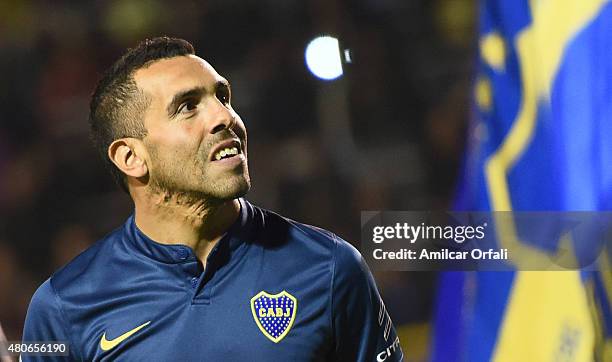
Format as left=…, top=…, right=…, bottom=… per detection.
left=214, top=146, right=239, bottom=160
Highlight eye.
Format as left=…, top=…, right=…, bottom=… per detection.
left=216, top=89, right=231, bottom=105
left=178, top=100, right=198, bottom=114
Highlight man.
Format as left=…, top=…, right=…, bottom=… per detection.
left=22, top=37, right=403, bottom=361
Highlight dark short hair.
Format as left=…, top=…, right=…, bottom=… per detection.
left=89, top=36, right=195, bottom=193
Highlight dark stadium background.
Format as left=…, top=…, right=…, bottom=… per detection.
left=0, top=0, right=475, bottom=359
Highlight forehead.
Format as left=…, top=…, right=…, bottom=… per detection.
left=133, top=55, right=225, bottom=102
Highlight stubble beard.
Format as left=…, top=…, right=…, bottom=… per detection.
left=147, top=146, right=251, bottom=208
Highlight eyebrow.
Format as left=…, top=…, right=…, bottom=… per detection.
left=166, top=80, right=231, bottom=117
left=166, top=86, right=205, bottom=117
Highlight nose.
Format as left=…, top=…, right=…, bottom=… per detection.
left=208, top=99, right=235, bottom=134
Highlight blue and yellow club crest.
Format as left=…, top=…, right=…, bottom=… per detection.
left=250, top=290, right=297, bottom=343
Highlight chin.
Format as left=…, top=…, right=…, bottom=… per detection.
left=209, top=175, right=251, bottom=202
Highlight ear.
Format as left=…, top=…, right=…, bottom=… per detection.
left=108, top=138, right=148, bottom=178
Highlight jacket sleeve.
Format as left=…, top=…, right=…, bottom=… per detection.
left=22, top=279, right=80, bottom=361
left=330, top=237, right=404, bottom=362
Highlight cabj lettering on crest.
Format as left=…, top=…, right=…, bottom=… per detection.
left=258, top=308, right=292, bottom=318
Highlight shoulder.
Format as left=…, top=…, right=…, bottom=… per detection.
left=251, top=202, right=365, bottom=270
left=49, top=224, right=124, bottom=293
left=27, top=278, right=60, bottom=315
left=24, top=277, right=83, bottom=360
left=254, top=203, right=344, bottom=251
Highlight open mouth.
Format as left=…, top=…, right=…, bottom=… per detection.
left=213, top=146, right=239, bottom=161
left=210, top=139, right=242, bottom=161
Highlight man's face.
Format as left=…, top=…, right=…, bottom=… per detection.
left=133, top=55, right=250, bottom=201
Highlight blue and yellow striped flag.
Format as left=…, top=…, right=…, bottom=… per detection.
left=432, top=0, right=612, bottom=361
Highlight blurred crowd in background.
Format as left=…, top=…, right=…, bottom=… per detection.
left=0, top=0, right=475, bottom=358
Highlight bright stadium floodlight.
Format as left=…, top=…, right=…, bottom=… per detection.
left=305, top=36, right=343, bottom=81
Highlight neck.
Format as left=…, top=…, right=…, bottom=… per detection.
left=133, top=189, right=240, bottom=263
